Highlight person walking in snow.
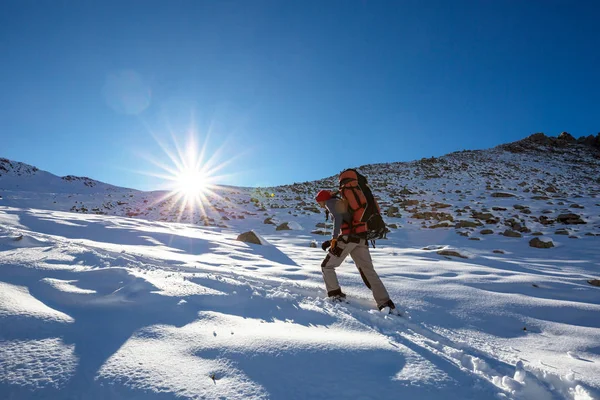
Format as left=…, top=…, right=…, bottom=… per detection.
left=315, top=189, right=397, bottom=313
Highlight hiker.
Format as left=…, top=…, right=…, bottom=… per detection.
left=315, top=189, right=397, bottom=313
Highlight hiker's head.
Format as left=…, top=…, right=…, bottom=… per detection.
left=315, top=190, right=332, bottom=207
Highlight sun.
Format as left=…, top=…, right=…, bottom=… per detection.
left=175, top=168, right=208, bottom=197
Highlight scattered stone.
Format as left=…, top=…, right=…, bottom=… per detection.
left=503, top=229, right=522, bottom=238
left=492, top=207, right=507, bottom=211
left=468, top=237, right=481, bottom=241
left=481, top=229, right=494, bottom=235
left=264, top=217, right=276, bottom=225
left=588, top=279, right=600, bottom=287
left=529, top=237, right=554, bottom=248
left=555, top=229, right=569, bottom=235
left=455, top=220, right=481, bottom=228
left=472, top=212, right=494, bottom=220
left=236, top=231, right=263, bottom=245
left=437, top=250, right=468, bottom=259
left=493, top=250, right=505, bottom=254
left=491, top=192, right=516, bottom=198
left=276, top=222, right=292, bottom=231
left=311, top=230, right=327, bottom=235
left=309, top=241, right=318, bottom=248
left=531, top=232, right=543, bottom=236
left=388, top=223, right=398, bottom=229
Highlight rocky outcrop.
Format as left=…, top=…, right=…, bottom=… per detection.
left=237, top=231, right=263, bottom=245
left=556, top=213, right=586, bottom=225
left=529, top=237, right=554, bottom=248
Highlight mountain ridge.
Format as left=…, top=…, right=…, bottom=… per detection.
left=1, top=132, right=599, bottom=250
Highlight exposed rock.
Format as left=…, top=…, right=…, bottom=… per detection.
left=276, top=222, right=292, bottom=231
left=529, top=237, right=554, bottom=248
left=491, top=192, right=516, bottom=198
left=311, top=230, right=328, bottom=235
left=386, top=206, right=401, bottom=218
left=388, top=223, right=398, bottom=229
left=400, top=199, right=419, bottom=207
left=558, top=131, right=576, bottom=143
left=556, top=213, right=586, bottom=225
left=430, top=222, right=452, bottom=229
left=455, top=220, right=482, bottom=228
left=472, top=212, right=494, bottom=220
left=493, top=250, right=505, bottom=254
left=492, top=207, right=507, bottom=211
left=503, top=230, right=522, bottom=238
left=412, top=212, right=454, bottom=221
left=588, top=279, right=600, bottom=287
left=264, top=217, right=276, bottom=225
left=555, top=229, right=569, bottom=235
left=437, top=250, right=468, bottom=259
left=236, top=231, right=263, bottom=245
left=309, top=241, right=318, bottom=248
left=481, top=229, right=494, bottom=235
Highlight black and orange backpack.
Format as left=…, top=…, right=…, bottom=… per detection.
left=338, top=169, right=387, bottom=242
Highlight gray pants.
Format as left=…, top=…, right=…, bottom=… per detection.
left=321, top=236, right=391, bottom=308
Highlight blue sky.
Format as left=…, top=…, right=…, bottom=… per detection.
left=1, top=1, right=599, bottom=190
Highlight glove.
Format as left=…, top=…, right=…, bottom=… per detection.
left=330, top=238, right=338, bottom=251
left=321, top=240, right=331, bottom=251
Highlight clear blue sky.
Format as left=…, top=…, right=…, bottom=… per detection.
left=1, top=0, right=599, bottom=190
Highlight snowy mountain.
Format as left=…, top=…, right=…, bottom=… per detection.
left=1, top=133, right=599, bottom=400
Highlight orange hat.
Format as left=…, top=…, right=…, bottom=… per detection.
left=315, top=190, right=332, bottom=202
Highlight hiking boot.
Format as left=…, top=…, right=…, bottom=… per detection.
left=379, top=300, right=401, bottom=316
left=327, top=288, right=347, bottom=302
left=378, top=299, right=395, bottom=311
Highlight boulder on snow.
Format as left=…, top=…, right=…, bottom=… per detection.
left=236, top=231, right=263, bottom=245
left=502, top=229, right=522, bottom=238
left=556, top=213, right=586, bottom=225
left=491, top=192, right=516, bottom=198
left=437, top=249, right=468, bottom=259
left=529, top=237, right=554, bottom=249
left=588, top=279, right=600, bottom=287
left=276, top=222, right=292, bottom=231
left=276, top=221, right=303, bottom=231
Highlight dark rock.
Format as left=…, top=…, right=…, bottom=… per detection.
left=556, top=213, right=586, bottom=225
left=491, top=192, right=516, bottom=198
left=437, top=250, right=468, bottom=259
left=236, top=231, right=263, bottom=245
left=481, top=229, right=494, bottom=235
left=529, top=237, right=554, bottom=248
left=455, top=220, right=482, bottom=228
left=276, top=222, right=292, bottom=231
left=503, top=230, right=522, bottom=238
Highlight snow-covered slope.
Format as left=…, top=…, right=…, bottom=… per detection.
left=1, top=133, right=599, bottom=400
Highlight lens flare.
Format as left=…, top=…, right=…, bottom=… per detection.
left=131, top=121, right=249, bottom=224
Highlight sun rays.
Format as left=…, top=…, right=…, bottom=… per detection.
left=133, top=123, right=245, bottom=224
